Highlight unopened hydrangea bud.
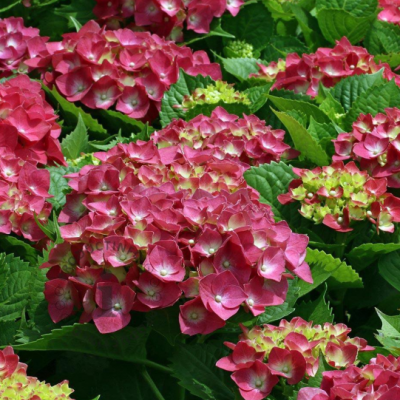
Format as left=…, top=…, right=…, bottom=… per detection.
left=225, top=40, right=254, bottom=58
left=182, top=81, right=250, bottom=110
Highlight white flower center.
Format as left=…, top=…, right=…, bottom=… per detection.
left=148, top=290, right=155, bottom=296
left=189, top=239, right=195, bottom=245
left=261, top=265, right=268, bottom=272
left=247, top=298, right=254, bottom=307
left=114, top=303, right=122, bottom=310
left=255, top=379, right=263, bottom=388
left=208, top=248, right=215, bottom=254
left=223, top=261, right=230, bottom=268
left=338, top=217, right=343, bottom=224
left=191, top=312, right=198, bottom=320
left=282, top=366, right=289, bottom=373
left=160, top=269, right=168, bottom=276
left=307, top=192, right=313, bottom=198
left=329, top=190, right=336, bottom=196
left=215, top=295, right=222, bottom=303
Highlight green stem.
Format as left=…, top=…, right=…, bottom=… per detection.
left=141, top=368, right=166, bottom=400
left=179, top=386, right=186, bottom=400
left=141, top=360, right=173, bottom=374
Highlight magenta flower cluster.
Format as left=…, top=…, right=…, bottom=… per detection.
left=378, top=0, right=400, bottom=26
left=93, top=0, right=243, bottom=41
left=299, top=354, right=400, bottom=400
left=252, top=37, right=399, bottom=97
left=24, top=20, right=221, bottom=122
left=43, top=135, right=310, bottom=335
left=334, top=107, right=400, bottom=188
left=151, top=106, right=299, bottom=166
left=0, top=17, right=49, bottom=78
left=0, top=75, right=65, bottom=167
left=217, top=317, right=373, bottom=400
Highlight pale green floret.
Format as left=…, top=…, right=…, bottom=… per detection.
left=182, top=81, right=251, bottom=109
left=225, top=40, right=254, bottom=58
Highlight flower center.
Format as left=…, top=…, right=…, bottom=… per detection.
left=100, top=94, right=107, bottom=101
left=190, top=312, right=198, bottom=320
left=114, top=303, right=122, bottom=310
left=282, top=366, right=289, bottom=373
left=337, top=217, right=343, bottom=224
left=223, top=261, right=230, bottom=268
left=247, top=298, right=254, bottom=307
left=160, top=269, right=168, bottom=276
left=131, top=99, right=138, bottom=106
left=215, top=295, right=222, bottom=303
left=148, top=290, right=155, bottom=296
left=148, top=89, right=154, bottom=95
left=101, top=185, right=108, bottom=191
left=255, top=379, right=263, bottom=388
left=188, top=239, right=195, bottom=245
left=261, top=265, right=268, bottom=272
left=208, top=248, right=215, bottom=254
left=329, top=190, right=336, bottom=196
left=119, top=254, right=127, bottom=261
left=307, top=192, right=313, bottom=198
left=129, top=62, right=135, bottom=67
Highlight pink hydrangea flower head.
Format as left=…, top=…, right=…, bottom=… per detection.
left=278, top=161, right=400, bottom=232
left=217, top=317, right=374, bottom=392
left=299, top=354, right=400, bottom=400
left=93, top=0, right=244, bottom=40
left=251, top=37, right=400, bottom=97
left=43, top=140, right=310, bottom=335
left=26, top=21, right=221, bottom=122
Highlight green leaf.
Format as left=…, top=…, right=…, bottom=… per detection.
left=299, top=249, right=346, bottom=296
left=296, top=285, right=334, bottom=325
left=146, top=308, right=181, bottom=346
left=94, top=109, right=153, bottom=138
left=170, top=344, right=232, bottom=400
left=365, top=21, right=400, bottom=58
left=307, top=117, right=337, bottom=155
left=69, top=16, right=82, bottom=31
left=316, top=0, right=378, bottom=17
left=348, top=243, right=400, bottom=271
left=329, top=69, right=386, bottom=112
left=0, top=321, right=19, bottom=346
left=268, top=95, right=331, bottom=124
left=376, top=309, right=400, bottom=356
left=244, top=162, right=297, bottom=219
left=243, top=84, right=272, bottom=113
left=0, top=254, right=33, bottom=322
left=221, top=57, right=261, bottom=81
left=61, top=113, right=89, bottom=160
left=13, top=324, right=151, bottom=363
left=316, top=9, right=377, bottom=44
left=54, top=0, right=96, bottom=27
left=344, top=80, right=400, bottom=129
left=160, top=71, right=214, bottom=127
left=222, top=3, right=274, bottom=51
left=328, top=262, right=363, bottom=289
left=262, top=36, right=309, bottom=62
left=46, top=165, right=80, bottom=211
left=0, top=235, right=38, bottom=266
left=272, top=109, right=330, bottom=166
left=379, top=251, right=400, bottom=292
left=43, top=85, right=108, bottom=138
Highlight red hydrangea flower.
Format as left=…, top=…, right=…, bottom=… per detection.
left=0, top=75, right=65, bottom=166
left=333, top=107, right=400, bottom=188
left=278, top=161, right=400, bottom=233
left=378, top=0, right=400, bottom=26
left=0, top=17, right=50, bottom=78
left=25, top=21, right=221, bottom=122
left=251, top=37, right=400, bottom=97
left=0, top=154, right=52, bottom=241
left=43, top=141, right=310, bottom=335
left=217, top=317, right=374, bottom=394
left=298, top=354, right=400, bottom=400
left=151, top=107, right=299, bottom=166
left=93, top=0, right=244, bottom=41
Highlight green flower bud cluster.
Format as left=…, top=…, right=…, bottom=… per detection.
left=225, top=40, right=254, bottom=58
left=278, top=161, right=400, bottom=233
left=0, top=373, right=74, bottom=400
left=182, top=81, right=250, bottom=110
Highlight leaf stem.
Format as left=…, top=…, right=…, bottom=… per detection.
left=141, top=360, right=173, bottom=374
left=141, top=368, right=166, bottom=400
